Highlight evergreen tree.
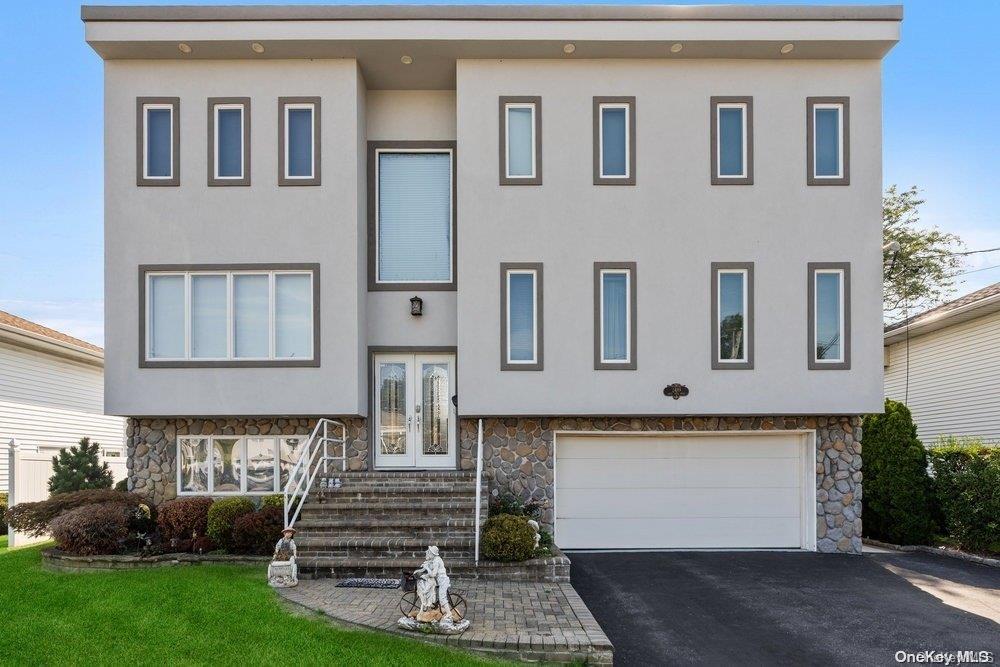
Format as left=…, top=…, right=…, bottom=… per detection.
left=48, top=437, right=114, bottom=495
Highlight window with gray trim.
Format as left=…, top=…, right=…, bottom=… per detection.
left=499, top=97, right=542, bottom=185
left=208, top=98, right=250, bottom=186
left=710, top=97, right=753, bottom=185
left=594, top=262, right=637, bottom=369
left=711, top=262, right=754, bottom=369
left=808, top=262, right=851, bottom=369
left=141, top=264, right=319, bottom=367
left=278, top=97, right=321, bottom=186
left=136, top=97, right=179, bottom=186
left=593, top=97, right=636, bottom=185
left=500, top=263, right=543, bottom=370
left=807, top=97, right=850, bottom=186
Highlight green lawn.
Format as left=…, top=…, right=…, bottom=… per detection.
left=0, top=534, right=7, bottom=552
left=0, top=545, right=496, bottom=666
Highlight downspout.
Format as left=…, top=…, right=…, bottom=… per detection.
left=474, top=418, right=484, bottom=564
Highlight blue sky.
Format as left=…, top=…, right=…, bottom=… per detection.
left=1, top=0, right=998, bottom=345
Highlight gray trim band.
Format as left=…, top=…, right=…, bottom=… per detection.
left=207, top=97, right=251, bottom=187
left=500, top=262, right=544, bottom=371
left=278, top=97, right=321, bottom=186
left=710, top=96, right=754, bottom=186
left=367, top=140, right=458, bottom=292
left=593, top=261, right=637, bottom=370
left=138, top=263, right=321, bottom=368
left=806, top=96, right=850, bottom=186
left=807, top=262, right=851, bottom=370
left=498, top=96, right=542, bottom=186
left=711, top=262, right=755, bottom=370
left=593, top=96, right=636, bottom=186
left=136, top=97, right=179, bottom=187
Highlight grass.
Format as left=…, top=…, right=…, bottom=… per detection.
left=0, top=534, right=7, bottom=552
left=0, top=545, right=497, bottom=666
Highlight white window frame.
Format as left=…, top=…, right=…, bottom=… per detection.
left=283, top=103, right=315, bottom=180
left=812, top=103, right=844, bottom=180
left=374, top=147, right=455, bottom=285
left=716, top=268, right=749, bottom=363
left=813, top=268, right=845, bottom=364
left=213, top=103, right=245, bottom=180
left=598, top=103, right=631, bottom=180
left=599, top=268, right=632, bottom=364
left=715, top=103, right=748, bottom=179
left=176, top=435, right=303, bottom=496
left=145, top=270, right=314, bottom=362
left=143, top=103, right=174, bottom=180
left=504, top=103, right=537, bottom=180
left=505, top=268, right=538, bottom=365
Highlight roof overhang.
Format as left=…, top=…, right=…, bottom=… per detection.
left=82, top=4, right=902, bottom=89
left=884, top=293, right=1000, bottom=345
left=0, top=323, right=104, bottom=367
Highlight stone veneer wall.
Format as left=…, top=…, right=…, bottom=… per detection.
left=126, top=417, right=368, bottom=505
left=459, top=416, right=863, bottom=555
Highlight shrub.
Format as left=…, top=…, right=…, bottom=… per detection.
left=207, top=497, right=255, bottom=550
left=50, top=501, right=131, bottom=555
left=115, top=478, right=128, bottom=492
left=191, top=535, right=218, bottom=554
left=48, top=437, right=114, bottom=495
left=489, top=492, right=543, bottom=521
left=260, top=494, right=284, bottom=510
left=5, top=489, right=144, bottom=537
left=0, top=492, right=7, bottom=526
left=481, top=514, right=537, bottom=562
left=157, top=497, right=214, bottom=541
left=232, top=507, right=285, bottom=555
left=929, top=443, right=1000, bottom=554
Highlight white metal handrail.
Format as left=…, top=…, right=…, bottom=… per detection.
left=282, top=418, right=347, bottom=529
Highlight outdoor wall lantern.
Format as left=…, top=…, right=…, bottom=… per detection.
left=410, top=296, right=424, bottom=316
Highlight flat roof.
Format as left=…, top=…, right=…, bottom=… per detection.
left=81, top=4, right=904, bottom=23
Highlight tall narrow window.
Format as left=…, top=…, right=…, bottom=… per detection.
left=274, top=273, right=313, bottom=359
left=594, top=262, right=637, bottom=369
left=807, top=97, right=850, bottom=185
left=593, top=97, right=636, bottom=185
left=711, top=263, right=754, bottom=369
left=279, top=97, right=321, bottom=185
left=190, top=274, right=228, bottom=359
left=369, top=142, right=456, bottom=290
left=208, top=98, right=250, bottom=186
left=233, top=274, right=270, bottom=359
left=148, top=274, right=185, bottom=359
left=500, top=263, right=543, bottom=370
left=499, top=96, right=542, bottom=185
left=808, top=263, right=851, bottom=369
left=137, top=97, right=179, bottom=186
left=711, top=97, right=753, bottom=184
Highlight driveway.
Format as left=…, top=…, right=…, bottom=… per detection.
left=570, top=550, right=999, bottom=666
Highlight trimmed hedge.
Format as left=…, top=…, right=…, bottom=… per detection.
left=260, top=495, right=284, bottom=511
left=481, top=514, right=536, bottom=562
left=206, top=497, right=255, bottom=550
left=0, top=491, right=7, bottom=527
left=157, top=497, right=214, bottom=541
left=862, top=400, right=937, bottom=545
left=50, top=501, right=131, bottom=555
left=929, top=444, right=1000, bottom=554
left=5, top=489, right=144, bottom=537
left=233, top=507, right=285, bottom=555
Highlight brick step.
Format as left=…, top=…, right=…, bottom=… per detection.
left=321, top=470, right=477, bottom=480
left=297, top=555, right=570, bottom=582
left=305, top=490, right=482, bottom=503
left=299, top=499, right=478, bottom=513
left=296, top=535, right=474, bottom=549
left=296, top=526, right=476, bottom=538
left=309, top=483, right=485, bottom=495
left=294, top=516, right=478, bottom=530
left=299, top=548, right=475, bottom=560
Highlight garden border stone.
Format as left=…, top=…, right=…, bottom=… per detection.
left=863, top=538, right=1000, bottom=569
left=41, top=548, right=269, bottom=573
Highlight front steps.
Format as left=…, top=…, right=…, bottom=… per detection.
left=293, top=470, right=569, bottom=581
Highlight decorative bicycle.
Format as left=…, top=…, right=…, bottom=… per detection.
left=398, top=574, right=468, bottom=622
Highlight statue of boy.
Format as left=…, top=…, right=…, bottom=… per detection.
left=267, top=527, right=298, bottom=588
left=414, top=545, right=454, bottom=621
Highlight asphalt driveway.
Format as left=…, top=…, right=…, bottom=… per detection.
left=570, top=550, right=999, bottom=666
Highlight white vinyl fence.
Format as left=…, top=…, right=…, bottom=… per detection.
left=6, top=439, right=127, bottom=548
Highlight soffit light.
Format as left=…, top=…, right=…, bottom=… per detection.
left=400, top=55, right=413, bottom=65
left=670, top=43, right=683, bottom=54
left=780, top=43, right=795, bottom=54
left=563, top=43, right=576, bottom=54
left=251, top=42, right=265, bottom=54
left=177, top=43, right=192, bottom=54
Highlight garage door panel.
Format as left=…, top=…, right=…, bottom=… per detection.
left=558, top=486, right=801, bottom=519
left=557, top=457, right=801, bottom=489
left=559, top=435, right=801, bottom=460
left=557, top=517, right=801, bottom=550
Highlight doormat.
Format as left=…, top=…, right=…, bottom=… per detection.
left=336, top=578, right=400, bottom=589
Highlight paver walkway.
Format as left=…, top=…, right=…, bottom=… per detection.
left=277, top=579, right=613, bottom=663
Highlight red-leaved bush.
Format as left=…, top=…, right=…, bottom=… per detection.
left=232, top=507, right=285, bottom=555
left=157, top=496, right=214, bottom=540
left=5, top=489, right=144, bottom=537
left=49, top=501, right=131, bottom=555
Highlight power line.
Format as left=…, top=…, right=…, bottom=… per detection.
left=911, top=246, right=1000, bottom=259
left=953, top=263, right=1000, bottom=277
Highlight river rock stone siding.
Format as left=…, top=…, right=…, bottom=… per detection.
left=126, top=417, right=368, bottom=505
left=459, top=416, right=863, bottom=554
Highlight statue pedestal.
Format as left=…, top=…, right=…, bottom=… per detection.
left=397, top=615, right=471, bottom=635
left=267, top=560, right=298, bottom=588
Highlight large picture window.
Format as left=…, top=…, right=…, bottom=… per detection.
left=177, top=435, right=305, bottom=495
left=594, top=262, right=637, bottom=370
left=141, top=264, right=319, bottom=367
left=500, top=263, right=543, bottom=370
left=711, top=262, right=754, bottom=369
left=808, top=262, right=851, bottom=369
left=368, top=142, right=456, bottom=290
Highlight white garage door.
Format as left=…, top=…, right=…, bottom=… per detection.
left=555, top=433, right=812, bottom=550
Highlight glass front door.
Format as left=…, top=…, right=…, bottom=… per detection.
left=374, top=353, right=455, bottom=468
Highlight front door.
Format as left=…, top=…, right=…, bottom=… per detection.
left=373, top=353, right=456, bottom=468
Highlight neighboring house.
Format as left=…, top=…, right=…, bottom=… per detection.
left=884, top=282, right=1000, bottom=445
left=0, top=310, right=126, bottom=492
left=83, top=4, right=900, bottom=557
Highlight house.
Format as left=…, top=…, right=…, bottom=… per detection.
left=83, top=3, right=900, bottom=562
left=884, top=282, right=1000, bottom=445
left=0, top=310, right=125, bottom=494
